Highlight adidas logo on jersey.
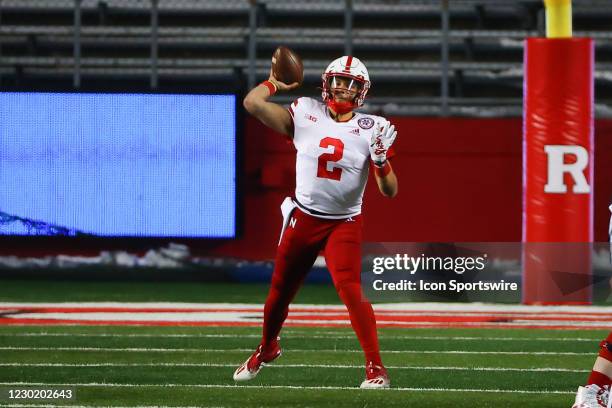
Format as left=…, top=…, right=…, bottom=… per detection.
left=350, top=128, right=360, bottom=135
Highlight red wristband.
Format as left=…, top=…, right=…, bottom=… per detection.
left=261, top=80, right=277, bottom=96
left=599, top=341, right=612, bottom=360
left=374, top=161, right=391, bottom=177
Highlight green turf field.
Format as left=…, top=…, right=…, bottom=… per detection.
left=0, top=323, right=604, bottom=407
left=0, top=280, right=341, bottom=304
left=0, top=280, right=606, bottom=407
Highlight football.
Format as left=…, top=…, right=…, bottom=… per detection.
left=272, top=46, right=304, bottom=86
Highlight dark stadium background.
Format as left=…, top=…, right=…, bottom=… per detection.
left=0, top=3, right=611, bottom=406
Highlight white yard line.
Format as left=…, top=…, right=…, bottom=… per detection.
left=1, top=315, right=609, bottom=326
left=0, top=301, right=609, bottom=328
left=0, top=362, right=589, bottom=372
left=0, top=382, right=575, bottom=395
left=0, top=332, right=602, bottom=342
left=0, top=346, right=593, bottom=355
left=0, top=302, right=610, bottom=314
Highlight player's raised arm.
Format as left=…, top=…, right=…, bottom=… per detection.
left=370, top=120, right=398, bottom=198
left=243, top=67, right=300, bottom=137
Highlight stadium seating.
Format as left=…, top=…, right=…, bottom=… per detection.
left=1, top=0, right=611, bottom=115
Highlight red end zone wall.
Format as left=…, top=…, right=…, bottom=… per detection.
left=1, top=117, right=611, bottom=259
left=207, top=117, right=612, bottom=260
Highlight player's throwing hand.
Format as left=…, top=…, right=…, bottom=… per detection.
left=268, top=67, right=300, bottom=92
left=369, top=120, right=397, bottom=166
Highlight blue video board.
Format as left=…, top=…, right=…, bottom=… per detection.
left=0, top=92, right=236, bottom=237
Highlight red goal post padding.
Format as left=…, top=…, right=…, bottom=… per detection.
left=523, top=38, right=594, bottom=304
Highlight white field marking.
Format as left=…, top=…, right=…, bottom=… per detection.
left=0, top=332, right=602, bottom=342
left=362, top=321, right=612, bottom=328
left=1, top=300, right=610, bottom=329
left=2, top=312, right=259, bottom=322
left=242, top=332, right=602, bottom=342
left=4, top=328, right=585, bottom=338
left=0, top=301, right=611, bottom=314
left=3, top=320, right=612, bottom=330
left=0, top=362, right=589, bottom=373
left=0, top=406, right=219, bottom=408
left=3, top=312, right=611, bottom=324
left=0, top=382, right=575, bottom=395
left=0, top=346, right=593, bottom=355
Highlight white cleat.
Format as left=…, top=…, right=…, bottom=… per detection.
left=232, top=358, right=260, bottom=382
left=572, top=384, right=610, bottom=408
left=232, top=343, right=282, bottom=382
left=359, top=361, right=390, bottom=389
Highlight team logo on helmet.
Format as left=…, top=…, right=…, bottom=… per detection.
left=358, top=117, right=374, bottom=129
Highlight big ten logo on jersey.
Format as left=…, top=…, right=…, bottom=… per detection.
left=304, top=114, right=318, bottom=123
left=544, top=145, right=591, bottom=194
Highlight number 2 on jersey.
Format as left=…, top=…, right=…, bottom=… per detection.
left=317, top=137, right=344, bottom=181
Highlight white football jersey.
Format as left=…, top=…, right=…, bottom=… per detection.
left=288, top=97, right=388, bottom=219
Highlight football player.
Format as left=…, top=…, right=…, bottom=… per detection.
left=233, top=55, right=397, bottom=388
left=571, top=204, right=612, bottom=408
left=571, top=336, right=612, bottom=408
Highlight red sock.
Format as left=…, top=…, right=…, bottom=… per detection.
left=586, top=333, right=612, bottom=386
left=599, top=333, right=612, bottom=362
left=261, top=253, right=314, bottom=349
left=336, top=282, right=383, bottom=367
left=261, top=285, right=293, bottom=349
left=588, top=370, right=611, bottom=387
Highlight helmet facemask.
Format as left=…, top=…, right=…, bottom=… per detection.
left=323, top=74, right=367, bottom=115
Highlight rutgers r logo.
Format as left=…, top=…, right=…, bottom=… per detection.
left=544, top=145, right=591, bottom=194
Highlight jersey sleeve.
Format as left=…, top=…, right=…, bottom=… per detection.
left=285, top=98, right=306, bottom=141
left=287, top=98, right=299, bottom=122
left=287, top=97, right=311, bottom=122
left=286, top=97, right=315, bottom=142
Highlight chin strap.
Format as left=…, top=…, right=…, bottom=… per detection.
left=327, top=99, right=355, bottom=115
